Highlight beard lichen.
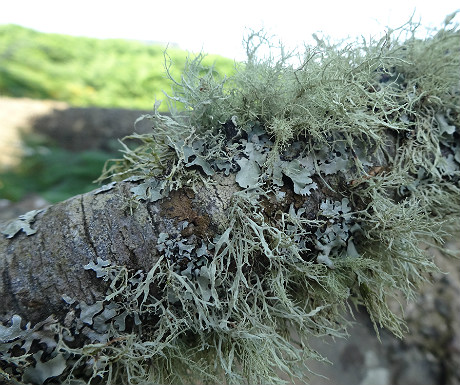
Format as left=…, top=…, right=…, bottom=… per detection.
left=2, top=17, right=460, bottom=385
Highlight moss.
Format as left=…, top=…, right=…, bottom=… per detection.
left=2, top=16, right=460, bottom=385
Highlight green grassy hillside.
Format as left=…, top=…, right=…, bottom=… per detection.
left=0, top=25, right=236, bottom=202
left=0, top=24, right=235, bottom=110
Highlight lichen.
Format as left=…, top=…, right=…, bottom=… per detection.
left=1, top=209, right=44, bottom=238
left=2, top=15, right=460, bottom=385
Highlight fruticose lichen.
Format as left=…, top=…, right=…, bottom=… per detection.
left=1, top=16, right=459, bottom=385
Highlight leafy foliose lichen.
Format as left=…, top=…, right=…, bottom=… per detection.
left=2, top=15, right=460, bottom=385
left=1, top=209, right=44, bottom=238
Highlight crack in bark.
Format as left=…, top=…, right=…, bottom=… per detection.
left=119, top=225, right=139, bottom=267
left=80, top=195, right=99, bottom=260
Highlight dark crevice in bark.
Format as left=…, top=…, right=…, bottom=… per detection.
left=80, top=195, right=100, bottom=260
left=119, top=225, right=140, bottom=267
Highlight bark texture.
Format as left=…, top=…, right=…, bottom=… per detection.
left=0, top=170, right=342, bottom=326
left=0, top=179, right=224, bottom=325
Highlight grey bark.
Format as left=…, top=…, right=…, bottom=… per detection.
left=0, top=171, right=266, bottom=324
left=0, top=171, right=339, bottom=327
left=1, top=182, right=150, bottom=325
left=0, top=180, right=208, bottom=325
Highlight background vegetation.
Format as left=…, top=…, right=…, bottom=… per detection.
left=0, top=24, right=235, bottom=109
left=0, top=135, right=112, bottom=203
left=0, top=25, right=235, bottom=202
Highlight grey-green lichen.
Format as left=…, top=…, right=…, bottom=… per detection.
left=1, top=209, right=44, bottom=238
left=1, top=16, right=460, bottom=385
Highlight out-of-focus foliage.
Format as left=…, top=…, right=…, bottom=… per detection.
left=0, top=24, right=235, bottom=202
left=0, top=24, right=235, bottom=110
left=0, top=134, right=113, bottom=203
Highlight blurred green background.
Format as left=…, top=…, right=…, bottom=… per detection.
left=0, top=24, right=235, bottom=203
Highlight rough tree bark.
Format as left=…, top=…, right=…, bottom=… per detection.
left=1, top=163, right=346, bottom=324
left=0, top=167, right=349, bottom=385
left=0, top=175, right=233, bottom=325
left=1, top=23, right=458, bottom=385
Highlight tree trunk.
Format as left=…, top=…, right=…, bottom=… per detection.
left=1, top=166, right=345, bottom=324
left=0, top=176, right=228, bottom=325
left=0, top=169, right=348, bottom=384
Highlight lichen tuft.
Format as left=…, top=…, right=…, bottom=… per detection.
left=2, top=16, right=460, bottom=385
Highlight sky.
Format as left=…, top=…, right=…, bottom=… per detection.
left=1, top=0, right=459, bottom=61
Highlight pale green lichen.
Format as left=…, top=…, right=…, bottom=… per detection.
left=1, top=209, right=44, bottom=238
left=2, top=16, right=460, bottom=385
